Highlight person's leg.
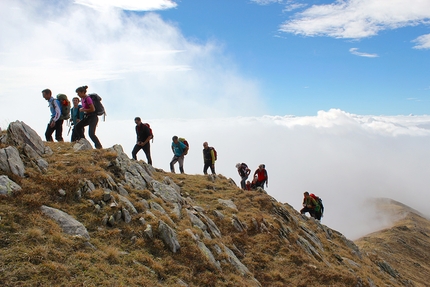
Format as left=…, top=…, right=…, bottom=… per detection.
left=131, top=144, right=142, bottom=160
left=142, top=143, right=152, bottom=165
left=210, top=164, right=216, bottom=175
left=170, top=156, right=178, bottom=173
left=88, top=115, right=102, bottom=149
left=203, top=161, right=210, bottom=174
left=73, top=117, right=88, bottom=141
left=178, top=156, right=184, bottom=173
left=54, top=119, right=64, bottom=142
left=45, top=124, right=55, bottom=141
left=240, top=175, right=248, bottom=189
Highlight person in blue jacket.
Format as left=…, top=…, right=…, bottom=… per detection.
left=170, top=136, right=188, bottom=173
left=70, top=97, right=85, bottom=141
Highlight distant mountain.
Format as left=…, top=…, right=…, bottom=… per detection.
left=0, top=121, right=429, bottom=286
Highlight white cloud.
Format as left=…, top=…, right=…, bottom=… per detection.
left=280, top=0, right=430, bottom=39
left=74, top=0, right=177, bottom=11
left=251, top=0, right=283, bottom=5
left=349, top=48, right=378, bottom=58
left=412, top=33, right=430, bottom=49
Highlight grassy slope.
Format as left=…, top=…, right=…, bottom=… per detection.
left=0, top=141, right=422, bottom=286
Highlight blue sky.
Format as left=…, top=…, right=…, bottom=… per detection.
left=1, top=0, right=430, bottom=239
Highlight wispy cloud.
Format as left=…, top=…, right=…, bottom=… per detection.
left=412, top=33, right=430, bottom=49
left=74, top=0, right=177, bottom=11
left=349, top=48, right=378, bottom=58
left=279, top=0, right=430, bottom=40
left=251, top=0, right=283, bottom=5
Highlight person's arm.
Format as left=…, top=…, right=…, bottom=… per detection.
left=211, top=149, right=215, bottom=164
left=265, top=170, right=268, bottom=186
left=50, top=99, right=61, bottom=127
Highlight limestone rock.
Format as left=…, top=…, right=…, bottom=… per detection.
left=118, top=194, right=138, bottom=214
left=218, top=199, right=238, bottom=211
left=73, top=138, right=93, bottom=151
left=7, top=121, right=45, bottom=156
left=197, top=241, right=221, bottom=270
left=41, top=205, right=90, bottom=240
left=0, top=175, right=22, bottom=195
left=158, top=220, right=180, bottom=253
left=151, top=180, right=184, bottom=205
left=0, top=146, right=25, bottom=177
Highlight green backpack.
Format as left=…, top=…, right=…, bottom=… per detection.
left=56, top=94, right=71, bottom=120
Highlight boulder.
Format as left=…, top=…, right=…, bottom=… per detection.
left=7, top=121, right=45, bottom=156
left=151, top=180, right=184, bottom=205
left=0, top=175, right=22, bottom=195
left=41, top=205, right=90, bottom=240
left=158, top=220, right=180, bottom=253
left=218, top=199, right=238, bottom=211
left=73, top=138, right=93, bottom=151
left=0, top=146, right=25, bottom=177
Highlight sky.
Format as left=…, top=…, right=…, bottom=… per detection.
left=1, top=0, right=430, bottom=239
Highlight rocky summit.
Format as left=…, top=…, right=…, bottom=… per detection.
left=0, top=121, right=429, bottom=286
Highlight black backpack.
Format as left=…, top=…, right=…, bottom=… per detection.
left=88, top=93, right=106, bottom=119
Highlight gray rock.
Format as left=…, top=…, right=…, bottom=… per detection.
left=117, top=184, right=129, bottom=196
left=79, top=179, right=96, bottom=194
left=377, top=261, right=399, bottom=278
left=222, top=244, right=250, bottom=276
left=140, top=198, right=150, bottom=210
left=231, top=214, right=246, bottom=232
left=158, top=220, right=180, bottom=253
left=122, top=208, right=131, bottom=223
left=199, top=212, right=222, bottom=238
left=213, top=210, right=225, bottom=220
left=296, top=236, right=323, bottom=262
left=171, top=202, right=182, bottom=219
left=162, top=176, right=181, bottom=193
left=103, top=190, right=112, bottom=202
left=0, top=146, right=25, bottom=177
left=144, top=224, right=153, bottom=239
left=73, top=138, right=93, bottom=151
left=150, top=201, right=167, bottom=214
left=197, top=241, right=221, bottom=270
left=139, top=217, right=146, bottom=225
left=0, top=175, right=22, bottom=195
left=108, top=215, right=115, bottom=226
left=151, top=180, right=184, bottom=205
left=118, top=194, right=138, bottom=214
left=177, top=279, right=189, bottom=287
left=36, top=158, right=49, bottom=173
left=58, top=189, right=66, bottom=196
left=7, top=121, right=45, bottom=156
left=41, top=205, right=90, bottom=240
left=218, top=199, right=238, bottom=211
left=187, top=210, right=207, bottom=231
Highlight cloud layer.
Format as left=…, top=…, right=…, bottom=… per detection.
left=279, top=0, right=430, bottom=47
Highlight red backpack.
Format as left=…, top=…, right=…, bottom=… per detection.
left=144, top=123, right=153, bottom=142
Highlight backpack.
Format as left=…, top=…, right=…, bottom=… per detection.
left=210, top=147, right=217, bottom=161
left=88, top=93, right=106, bottom=119
left=56, top=94, right=71, bottom=120
left=144, top=123, right=154, bottom=142
left=310, top=194, right=324, bottom=213
left=178, top=138, right=189, bottom=155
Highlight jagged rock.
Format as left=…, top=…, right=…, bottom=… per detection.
left=187, top=210, right=207, bottom=231
left=150, top=201, right=167, bottom=214
left=102, top=214, right=109, bottom=225
left=199, top=212, right=222, bottom=238
left=98, top=174, right=118, bottom=190
left=343, top=257, right=361, bottom=269
left=122, top=208, right=131, bottom=223
left=197, top=241, right=221, bottom=270
left=35, top=158, right=49, bottom=173
left=144, top=224, right=153, bottom=239
left=300, top=224, right=324, bottom=251
left=108, top=215, right=115, bottom=226
left=171, top=202, right=182, bottom=219
left=296, top=236, right=323, bottom=262
left=118, top=194, right=138, bottom=214
left=185, top=229, right=199, bottom=241
left=6, top=121, right=45, bottom=156
left=115, top=210, right=122, bottom=222
left=73, top=138, right=93, bottom=151
left=158, top=220, right=180, bottom=253
left=218, top=199, right=238, bottom=211
left=41, top=205, right=90, bottom=240
left=0, top=175, right=22, bottom=195
left=103, top=190, right=112, bottom=202
left=146, top=210, right=157, bottom=220
left=0, top=146, right=25, bottom=177
left=377, top=261, right=399, bottom=278
left=139, top=217, right=146, bottom=225
left=79, top=179, right=96, bottom=193
left=231, top=214, right=247, bottom=232
left=151, top=180, right=184, bottom=205
left=222, top=244, right=250, bottom=276
left=162, top=176, right=181, bottom=193
left=140, top=198, right=150, bottom=210
left=213, top=210, right=225, bottom=220
left=23, top=143, right=48, bottom=172
left=117, top=184, right=129, bottom=196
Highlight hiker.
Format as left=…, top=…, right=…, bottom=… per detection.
left=236, top=163, right=251, bottom=190
left=131, top=117, right=152, bottom=165
left=70, top=97, right=85, bottom=141
left=42, top=88, right=64, bottom=142
left=310, top=193, right=324, bottom=220
left=170, top=135, right=188, bottom=173
left=72, top=85, right=103, bottom=149
left=253, top=164, right=268, bottom=189
left=202, top=142, right=216, bottom=175
left=300, top=191, right=318, bottom=218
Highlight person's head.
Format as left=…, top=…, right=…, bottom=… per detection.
left=75, top=85, right=88, bottom=98
left=203, top=142, right=209, bottom=149
left=72, top=97, right=80, bottom=107
left=236, top=163, right=241, bottom=169
left=259, top=164, right=265, bottom=169
left=135, top=117, right=142, bottom=125
left=172, top=136, right=179, bottom=143
left=304, top=191, right=310, bottom=197
left=42, top=89, right=52, bottom=101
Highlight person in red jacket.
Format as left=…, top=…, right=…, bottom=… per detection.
left=253, top=164, right=268, bottom=189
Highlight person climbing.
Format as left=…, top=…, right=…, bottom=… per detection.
left=202, top=142, right=216, bottom=175
left=253, top=164, right=268, bottom=189
left=131, top=117, right=153, bottom=165
left=310, top=193, right=324, bottom=220
left=70, top=97, right=85, bottom=141
left=42, top=88, right=64, bottom=142
left=236, top=163, right=251, bottom=190
left=72, top=85, right=103, bottom=149
left=300, top=191, right=318, bottom=218
left=170, top=135, right=188, bottom=173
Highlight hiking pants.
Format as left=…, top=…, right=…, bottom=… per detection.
left=170, top=155, right=184, bottom=173
left=240, top=175, right=248, bottom=190
left=45, top=119, right=64, bottom=142
left=132, top=143, right=152, bottom=165
left=256, top=180, right=266, bottom=189
left=73, top=113, right=102, bottom=149
left=300, top=207, right=315, bottom=218
left=203, top=160, right=215, bottom=175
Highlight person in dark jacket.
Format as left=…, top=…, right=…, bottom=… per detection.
left=253, top=164, right=268, bottom=189
left=131, top=117, right=152, bottom=165
left=236, top=162, right=251, bottom=190
left=202, top=142, right=216, bottom=175
left=70, top=97, right=85, bottom=141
